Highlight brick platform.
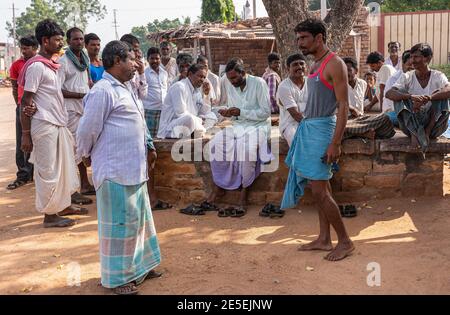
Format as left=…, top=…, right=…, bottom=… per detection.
left=153, top=130, right=450, bottom=207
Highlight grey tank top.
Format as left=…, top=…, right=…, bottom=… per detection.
left=303, top=52, right=337, bottom=118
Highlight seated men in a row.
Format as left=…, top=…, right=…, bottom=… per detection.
left=386, top=43, right=449, bottom=152
left=343, top=57, right=395, bottom=140
left=157, top=64, right=217, bottom=139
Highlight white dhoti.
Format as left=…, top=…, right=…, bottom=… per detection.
left=30, top=119, right=80, bottom=214
left=67, top=110, right=82, bottom=164
left=282, top=123, right=298, bottom=147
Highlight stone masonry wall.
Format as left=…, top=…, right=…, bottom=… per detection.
left=153, top=135, right=449, bottom=208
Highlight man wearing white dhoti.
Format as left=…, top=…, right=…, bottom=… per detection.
left=19, top=19, right=83, bottom=228
left=157, top=64, right=218, bottom=139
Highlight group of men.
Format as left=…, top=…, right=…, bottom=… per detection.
left=7, top=16, right=449, bottom=294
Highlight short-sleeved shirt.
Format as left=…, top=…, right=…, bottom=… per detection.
left=277, top=77, right=308, bottom=134
left=24, top=62, right=67, bottom=127
left=348, top=78, right=367, bottom=115
left=58, top=54, right=90, bottom=114
left=9, top=58, right=26, bottom=105
left=393, top=69, right=449, bottom=111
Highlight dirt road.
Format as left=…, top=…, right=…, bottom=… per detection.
left=0, top=88, right=449, bottom=295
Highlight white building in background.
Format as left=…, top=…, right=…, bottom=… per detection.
left=0, top=42, right=19, bottom=78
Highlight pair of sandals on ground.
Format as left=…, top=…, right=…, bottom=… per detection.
left=112, top=269, right=163, bottom=295
left=180, top=201, right=285, bottom=218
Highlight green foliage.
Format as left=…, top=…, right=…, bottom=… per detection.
left=6, top=0, right=107, bottom=41
left=131, top=17, right=191, bottom=56
left=382, top=0, right=450, bottom=12
left=201, top=0, right=236, bottom=23
left=432, top=64, right=450, bottom=79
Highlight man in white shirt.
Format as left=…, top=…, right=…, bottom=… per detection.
left=386, top=43, right=450, bottom=151
left=197, top=55, right=221, bottom=105
left=157, top=64, right=217, bottom=138
left=343, top=57, right=395, bottom=140
left=120, top=34, right=148, bottom=100
left=143, top=47, right=168, bottom=137
left=77, top=40, right=162, bottom=295
left=59, top=27, right=94, bottom=204
left=383, top=50, right=414, bottom=126
left=385, top=41, right=402, bottom=71
left=160, top=41, right=179, bottom=85
left=277, top=53, right=308, bottom=146
left=366, top=51, right=396, bottom=112
left=20, top=19, right=81, bottom=228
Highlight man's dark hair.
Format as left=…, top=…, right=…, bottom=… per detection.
left=35, top=19, right=64, bottom=45
left=366, top=51, right=384, bottom=64
left=102, top=40, right=131, bottom=70
left=364, top=71, right=376, bottom=79
left=343, top=57, right=358, bottom=71
left=84, top=33, right=100, bottom=45
left=19, top=35, right=39, bottom=48
left=147, top=47, right=160, bottom=58
left=388, top=41, right=401, bottom=49
left=176, top=53, right=193, bottom=66
left=267, top=52, right=280, bottom=64
left=402, top=50, right=411, bottom=64
left=120, top=34, right=140, bottom=46
left=197, top=55, right=208, bottom=64
left=188, top=63, right=207, bottom=75
left=294, top=18, right=327, bottom=43
left=410, top=43, right=433, bottom=58
left=66, top=27, right=83, bottom=40
left=160, top=41, right=171, bottom=48
left=286, top=53, right=306, bottom=67
left=225, top=58, right=245, bottom=73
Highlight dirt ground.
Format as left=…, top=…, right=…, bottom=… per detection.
left=0, top=87, right=449, bottom=295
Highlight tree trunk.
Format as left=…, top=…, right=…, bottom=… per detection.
left=262, top=0, right=364, bottom=61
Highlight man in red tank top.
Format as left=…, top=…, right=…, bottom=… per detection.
left=294, top=18, right=355, bottom=261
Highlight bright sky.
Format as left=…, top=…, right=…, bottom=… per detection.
left=0, top=0, right=268, bottom=44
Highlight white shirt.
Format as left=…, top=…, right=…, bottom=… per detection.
left=161, top=57, right=178, bottom=85
left=376, top=64, right=396, bottom=108
left=76, top=72, right=149, bottom=189
left=202, top=77, right=217, bottom=106
left=383, top=69, right=404, bottom=112
left=207, top=70, right=221, bottom=104
left=24, top=62, right=67, bottom=127
left=348, top=77, right=367, bottom=115
left=385, top=56, right=402, bottom=71
left=58, top=54, right=90, bottom=115
left=157, top=78, right=211, bottom=138
left=393, top=69, right=449, bottom=111
left=277, top=77, right=308, bottom=135
left=143, top=65, right=168, bottom=111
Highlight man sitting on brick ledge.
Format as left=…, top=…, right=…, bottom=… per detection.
left=386, top=43, right=450, bottom=152
left=157, top=63, right=217, bottom=139
left=204, top=58, right=272, bottom=216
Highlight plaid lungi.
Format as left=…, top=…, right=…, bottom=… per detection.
left=344, top=113, right=395, bottom=139
left=145, top=109, right=161, bottom=138
left=96, top=180, right=161, bottom=288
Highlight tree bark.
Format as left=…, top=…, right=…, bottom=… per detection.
left=262, top=0, right=364, bottom=61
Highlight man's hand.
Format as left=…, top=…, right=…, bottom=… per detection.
left=82, top=157, right=91, bottom=167
left=349, top=107, right=361, bottom=118
left=23, top=103, right=38, bottom=117
left=148, top=149, right=157, bottom=170
left=135, top=57, right=145, bottom=75
left=411, top=95, right=429, bottom=112
left=21, top=133, right=33, bottom=153
left=326, top=142, right=341, bottom=164
left=228, top=107, right=240, bottom=117
left=202, top=81, right=211, bottom=96
left=218, top=109, right=231, bottom=117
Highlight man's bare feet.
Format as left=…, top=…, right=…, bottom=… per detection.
left=58, top=205, right=89, bottom=216
left=43, top=214, right=76, bottom=228
left=324, top=240, right=355, bottom=261
left=298, top=239, right=333, bottom=251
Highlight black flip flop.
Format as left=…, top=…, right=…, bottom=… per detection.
left=59, top=206, right=89, bottom=216
left=259, top=203, right=272, bottom=217
left=230, top=206, right=246, bottom=218
left=339, top=205, right=357, bottom=218
left=199, top=201, right=218, bottom=211
left=80, top=188, right=96, bottom=196
left=153, top=200, right=172, bottom=210
left=71, top=192, right=93, bottom=205
left=180, top=204, right=205, bottom=215
left=269, top=204, right=285, bottom=218
left=218, top=207, right=233, bottom=217
left=7, top=179, right=28, bottom=190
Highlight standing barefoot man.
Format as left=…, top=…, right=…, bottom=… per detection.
left=281, top=18, right=355, bottom=261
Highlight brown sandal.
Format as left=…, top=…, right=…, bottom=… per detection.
left=112, top=283, right=139, bottom=295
